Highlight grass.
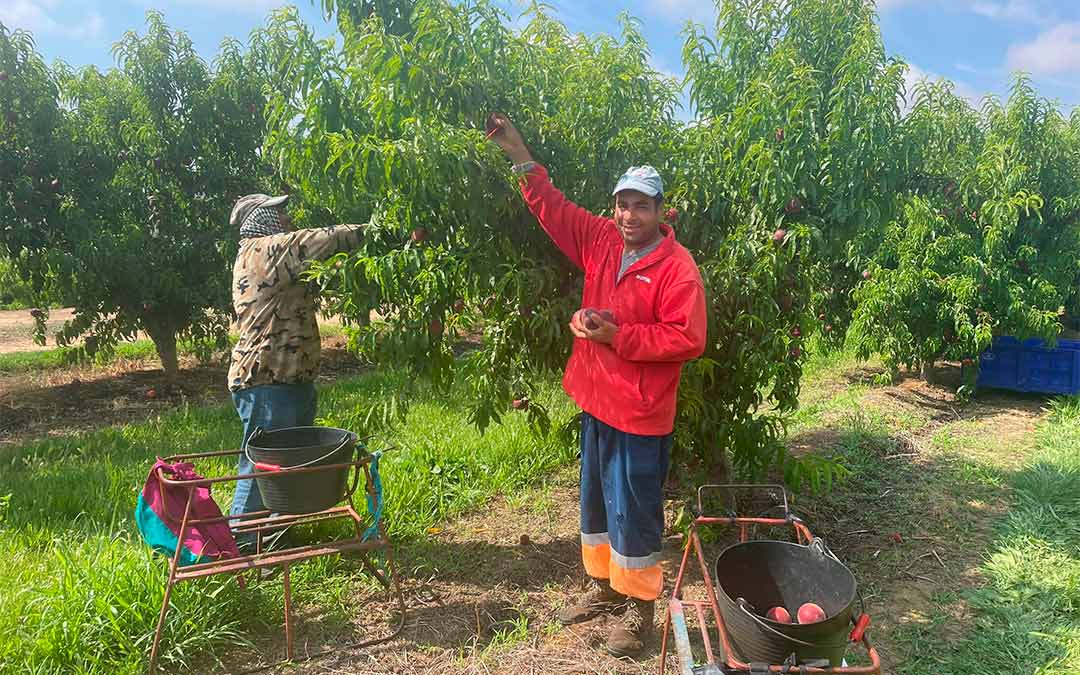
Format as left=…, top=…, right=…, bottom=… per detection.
left=889, top=397, right=1080, bottom=674
left=3, top=339, right=1078, bottom=674
left=0, top=339, right=187, bottom=374
left=787, top=346, right=1080, bottom=674
left=0, top=322, right=343, bottom=375
left=0, top=368, right=577, bottom=674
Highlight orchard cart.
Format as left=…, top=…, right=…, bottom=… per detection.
left=146, top=428, right=405, bottom=673
left=660, top=485, right=881, bottom=675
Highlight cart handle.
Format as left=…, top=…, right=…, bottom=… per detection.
left=696, top=483, right=790, bottom=518
left=850, top=613, right=871, bottom=643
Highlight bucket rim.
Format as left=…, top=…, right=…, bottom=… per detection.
left=713, top=538, right=858, bottom=625
left=245, top=426, right=358, bottom=471
left=247, top=425, right=357, bottom=443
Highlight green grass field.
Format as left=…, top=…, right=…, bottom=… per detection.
left=0, top=340, right=190, bottom=374
left=791, top=352, right=1080, bottom=674
left=891, top=397, right=1080, bottom=674
left=0, top=369, right=577, bottom=674
left=2, top=347, right=1078, bottom=674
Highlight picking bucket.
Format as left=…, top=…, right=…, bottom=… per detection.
left=245, top=426, right=357, bottom=514
left=714, top=539, right=857, bottom=666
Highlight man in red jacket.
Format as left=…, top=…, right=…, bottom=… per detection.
left=489, top=114, right=707, bottom=657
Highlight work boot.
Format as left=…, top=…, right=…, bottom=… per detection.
left=606, top=597, right=654, bottom=658
left=557, top=577, right=625, bottom=625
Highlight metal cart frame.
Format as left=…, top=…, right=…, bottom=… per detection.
left=147, top=445, right=405, bottom=673
left=660, top=485, right=881, bottom=675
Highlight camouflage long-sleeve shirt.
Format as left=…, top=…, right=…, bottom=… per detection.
left=228, top=224, right=363, bottom=392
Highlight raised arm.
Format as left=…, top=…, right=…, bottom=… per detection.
left=488, top=113, right=611, bottom=271
left=281, top=223, right=364, bottom=263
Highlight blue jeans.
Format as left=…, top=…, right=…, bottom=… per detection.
left=230, top=383, right=318, bottom=520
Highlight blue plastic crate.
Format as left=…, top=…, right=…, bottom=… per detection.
left=977, top=336, right=1080, bottom=395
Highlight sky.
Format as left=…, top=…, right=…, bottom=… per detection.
left=2, top=0, right=1079, bottom=116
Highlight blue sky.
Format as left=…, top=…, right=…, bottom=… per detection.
left=2, top=0, right=1079, bottom=115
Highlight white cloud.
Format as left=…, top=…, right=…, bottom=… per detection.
left=970, top=0, right=1051, bottom=25
left=0, top=0, right=105, bottom=41
left=1006, top=22, right=1080, bottom=76
left=902, top=63, right=984, bottom=113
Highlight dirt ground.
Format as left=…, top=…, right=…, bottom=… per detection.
left=0, top=307, right=77, bottom=353
left=230, top=470, right=685, bottom=675
left=0, top=334, right=365, bottom=448
left=0, top=309, right=360, bottom=447
left=212, top=367, right=1047, bottom=675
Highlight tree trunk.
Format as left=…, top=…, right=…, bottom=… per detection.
left=920, top=360, right=938, bottom=384
left=145, top=321, right=179, bottom=384
left=709, top=445, right=732, bottom=484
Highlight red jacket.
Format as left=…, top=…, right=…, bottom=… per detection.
left=521, top=165, right=707, bottom=435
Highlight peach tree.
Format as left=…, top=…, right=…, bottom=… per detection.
left=849, top=77, right=1080, bottom=392
left=257, top=0, right=907, bottom=489
left=0, top=24, right=67, bottom=315
left=257, top=0, right=679, bottom=432
left=13, top=13, right=269, bottom=379
left=668, top=0, right=904, bottom=486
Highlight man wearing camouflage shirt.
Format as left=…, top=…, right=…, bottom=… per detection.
left=226, top=193, right=363, bottom=535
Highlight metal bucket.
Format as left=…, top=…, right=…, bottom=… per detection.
left=714, top=539, right=857, bottom=666
left=246, top=426, right=357, bottom=514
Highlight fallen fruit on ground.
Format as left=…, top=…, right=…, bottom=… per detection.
left=797, top=603, right=826, bottom=624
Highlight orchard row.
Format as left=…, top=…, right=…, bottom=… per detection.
left=2, top=0, right=1077, bottom=488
